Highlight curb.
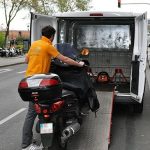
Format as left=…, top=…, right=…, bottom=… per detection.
left=0, top=62, right=25, bottom=68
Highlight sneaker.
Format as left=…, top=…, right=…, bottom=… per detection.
left=22, top=143, right=43, bottom=150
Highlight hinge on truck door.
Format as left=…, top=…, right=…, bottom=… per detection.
left=31, top=12, right=37, bottom=20
left=135, top=55, right=140, bottom=61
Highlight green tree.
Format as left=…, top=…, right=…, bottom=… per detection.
left=52, top=0, right=91, bottom=12
left=0, top=32, right=5, bottom=48
left=27, top=0, right=91, bottom=15
left=0, top=0, right=91, bottom=47
left=26, top=0, right=55, bottom=15
left=0, top=0, right=29, bottom=47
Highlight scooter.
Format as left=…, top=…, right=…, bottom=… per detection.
left=18, top=43, right=99, bottom=150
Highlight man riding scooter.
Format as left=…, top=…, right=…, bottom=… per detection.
left=22, top=25, right=85, bottom=150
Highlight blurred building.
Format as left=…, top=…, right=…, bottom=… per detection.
left=0, top=30, right=30, bottom=40
left=9, top=30, right=30, bottom=40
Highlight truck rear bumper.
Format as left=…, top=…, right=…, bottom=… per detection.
left=114, top=93, right=139, bottom=104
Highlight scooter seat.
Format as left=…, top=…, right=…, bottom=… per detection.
left=62, top=82, right=83, bottom=97
left=62, top=89, right=76, bottom=98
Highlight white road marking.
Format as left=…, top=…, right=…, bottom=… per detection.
left=0, top=69, right=12, bottom=74
left=17, top=70, right=26, bottom=74
left=0, top=108, right=27, bottom=125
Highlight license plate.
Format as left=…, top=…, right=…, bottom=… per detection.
left=40, top=123, right=53, bottom=134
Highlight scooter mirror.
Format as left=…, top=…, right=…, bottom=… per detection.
left=81, top=48, right=89, bottom=56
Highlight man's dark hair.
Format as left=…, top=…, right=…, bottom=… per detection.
left=41, top=25, right=56, bottom=38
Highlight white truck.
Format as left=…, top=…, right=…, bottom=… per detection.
left=30, top=11, right=147, bottom=113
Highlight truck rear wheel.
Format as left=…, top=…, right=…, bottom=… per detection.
left=133, top=100, right=143, bottom=113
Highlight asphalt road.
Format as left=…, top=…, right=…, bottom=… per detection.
left=0, top=64, right=150, bottom=150
left=110, top=81, right=150, bottom=150
left=0, top=64, right=28, bottom=150
left=109, top=64, right=150, bottom=150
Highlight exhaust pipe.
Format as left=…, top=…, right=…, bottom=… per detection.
left=61, top=122, right=80, bottom=143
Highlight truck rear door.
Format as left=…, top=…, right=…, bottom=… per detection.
left=30, top=12, right=57, bottom=44
left=131, top=12, right=147, bottom=103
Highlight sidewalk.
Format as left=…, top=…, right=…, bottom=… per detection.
left=0, top=55, right=25, bottom=68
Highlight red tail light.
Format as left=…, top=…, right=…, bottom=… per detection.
left=34, top=104, right=41, bottom=114
left=19, top=81, right=28, bottom=88
left=40, top=79, right=59, bottom=87
left=50, top=100, right=64, bottom=112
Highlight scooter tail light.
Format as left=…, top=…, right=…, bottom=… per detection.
left=19, top=81, right=28, bottom=88
left=34, top=104, right=41, bottom=114
left=44, top=114, right=50, bottom=118
left=50, top=100, right=64, bottom=112
left=42, top=109, right=48, bottom=114
left=40, top=79, right=59, bottom=87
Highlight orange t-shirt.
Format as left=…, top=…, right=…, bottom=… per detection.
left=25, top=36, right=60, bottom=77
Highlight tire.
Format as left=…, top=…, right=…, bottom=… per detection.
left=56, top=123, right=68, bottom=150
left=47, top=133, right=68, bottom=150
left=53, top=117, right=68, bottom=150
left=57, top=138, right=68, bottom=150
left=35, top=120, right=40, bottom=133
left=133, top=100, right=143, bottom=113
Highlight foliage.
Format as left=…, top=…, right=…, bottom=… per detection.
left=0, top=0, right=30, bottom=47
left=15, top=36, right=30, bottom=49
left=0, top=32, right=5, bottom=48
left=16, top=36, right=25, bottom=42
left=0, top=0, right=91, bottom=47
left=51, top=0, right=91, bottom=12
left=26, top=0, right=55, bottom=15
left=26, top=0, right=92, bottom=15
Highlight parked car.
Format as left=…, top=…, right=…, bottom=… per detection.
left=0, top=47, right=2, bottom=57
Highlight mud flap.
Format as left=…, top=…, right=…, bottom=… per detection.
left=41, top=133, right=53, bottom=147
left=40, top=123, right=54, bottom=147
left=87, top=88, right=100, bottom=112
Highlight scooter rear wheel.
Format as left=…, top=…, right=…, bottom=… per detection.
left=56, top=128, right=68, bottom=150
left=46, top=134, right=68, bottom=150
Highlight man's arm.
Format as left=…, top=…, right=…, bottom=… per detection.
left=25, top=54, right=29, bottom=64
left=56, top=53, right=84, bottom=67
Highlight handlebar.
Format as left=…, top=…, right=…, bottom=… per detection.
left=51, top=59, right=91, bottom=73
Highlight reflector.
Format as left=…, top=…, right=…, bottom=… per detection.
left=19, top=81, right=28, bottom=88
left=34, top=104, right=41, bottom=113
left=43, top=109, right=48, bottom=114
left=40, top=79, right=59, bottom=87
left=50, top=100, right=64, bottom=112
left=44, top=114, right=50, bottom=118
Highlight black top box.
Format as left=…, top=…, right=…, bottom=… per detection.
left=18, top=73, right=62, bottom=104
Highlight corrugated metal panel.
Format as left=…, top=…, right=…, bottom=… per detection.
left=85, top=51, right=132, bottom=79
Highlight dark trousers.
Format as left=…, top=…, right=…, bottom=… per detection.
left=22, top=102, right=37, bottom=148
